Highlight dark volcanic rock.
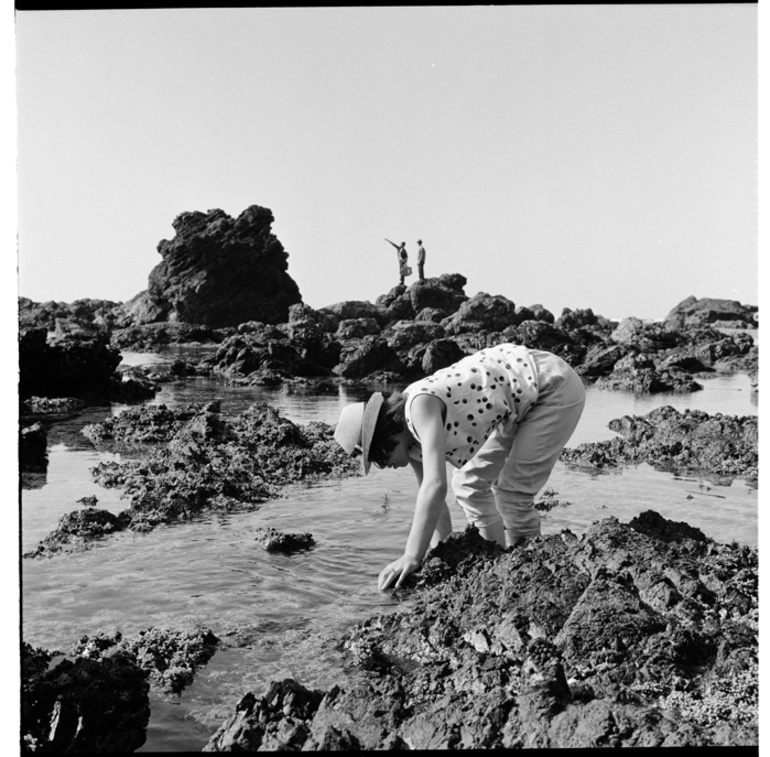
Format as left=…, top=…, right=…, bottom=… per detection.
left=334, top=335, right=405, bottom=379
left=320, top=299, right=388, bottom=327
left=408, top=273, right=468, bottom=316
left=335, top=317, right=381, bottom=340
left=19, top=327, right=123, bottom=401
left=20, top=422, right=48, bottom=472
left=211, top=323, right=341, bottom=378
left=74, top=626, right=219, bottom=695
left=205, top=516, right=757, bottom=750
left=254, top=527, right=316, bottom=553
left=561, top=406, right=757, bottom=483
left=421, top=338, right=467, bottom=375
left=441, top=292, right=520, bottom=335
left=595, top=353, right=703, bottom=394
left=125, top=205, right=302, bottom=328
left=22, top=642, right=150, bottom=753
left=664, top=296, right=758, bottom=330
left=110, top=321, right=233, bottom=350
left=19, top=296, right=126, bottom=332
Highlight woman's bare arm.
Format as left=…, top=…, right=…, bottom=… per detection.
left=378, top=393, right=449, bottom=590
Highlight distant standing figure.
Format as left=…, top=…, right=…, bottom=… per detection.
left=386, top=239, right=410, bottom=285
left=416, top=239, right=426, bottom=281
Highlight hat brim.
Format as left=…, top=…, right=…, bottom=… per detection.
left=360, top=392, right=384, bottom=474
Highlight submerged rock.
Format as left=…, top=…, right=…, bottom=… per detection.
left=254, top=527, right=316, bottom=554
left=205, top=514, right=757, bottom=750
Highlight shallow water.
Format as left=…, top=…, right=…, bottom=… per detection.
left=21, top=349, right=758, bottom=751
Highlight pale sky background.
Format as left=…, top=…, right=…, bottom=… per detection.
left=15, top=5, right=758, bottom=322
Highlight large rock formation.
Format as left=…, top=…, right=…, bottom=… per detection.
left=124, top=205, right=302, bottom=328
left=664, top=296, right=757, bottom=330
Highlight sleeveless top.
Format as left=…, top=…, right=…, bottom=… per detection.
left=404, top=343, right=540, bottom=469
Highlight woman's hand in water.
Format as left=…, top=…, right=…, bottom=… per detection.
left=378, top=555, right=421, bottom=591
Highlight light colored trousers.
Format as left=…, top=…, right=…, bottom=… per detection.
left=451, top=350, right=585, bottom=540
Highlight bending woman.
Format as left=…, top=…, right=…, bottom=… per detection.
left=333, top=343, right=585, bottom=591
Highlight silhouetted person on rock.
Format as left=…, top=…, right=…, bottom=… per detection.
left=416, top=239, right=426, bottom=281
left=386, top=239, right=410, bottom=285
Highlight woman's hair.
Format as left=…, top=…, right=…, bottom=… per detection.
left=368, top=390, right=407, bottom=467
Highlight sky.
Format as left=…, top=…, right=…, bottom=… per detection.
left=14, top=5, right=758, bottom=322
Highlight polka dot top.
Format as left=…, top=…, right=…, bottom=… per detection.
left=404, top=343, right=540, bottom=469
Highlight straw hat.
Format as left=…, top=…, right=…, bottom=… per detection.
left=334, top=392, right=384, bottom=474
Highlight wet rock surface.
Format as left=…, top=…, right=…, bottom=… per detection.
left=25, top=402, right=359, bottom=557
left=205, top=514, right=757, bottom=750
left=21, top=642, right=151, bottom=753
left=254, top=527, right=316, bottom=553
left=73, top=625, right=219, bottom=695
left=560, top=406, right=758, bottom=484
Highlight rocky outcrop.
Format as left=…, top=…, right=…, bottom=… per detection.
left=25, top=402, right=358, bottom=557
left=125, top=205, right=302, bottom=328
left=18, top=326, right=157, bottom=405
left=595, top=353, right=703, bottom=394
left=441, top=292, right=520, bottom=335
left=254, top=527, right=315, bottom=553
left=664, top=296, right=758, bottom=330
left=561, top=406, right=757, bottom=484
left=334, top=336, right=405, bottom=379
left=22, top=642, right=150, bottom=753
left=73, top=626, right=219, bottom=695
left=204, top=514, right=757, bottom=750
left=18, top=297, right=126, bottom=333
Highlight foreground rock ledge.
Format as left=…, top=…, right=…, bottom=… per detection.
left=205, top=512, right=757, bottom=750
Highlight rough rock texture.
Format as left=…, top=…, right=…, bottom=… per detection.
left=124, top=205, right=302, bottom=328
left=254, top=527, right=316, bottom=554
left=441, top=292, right=520, bottom=335
left=561, top=406, right=757, bottom=484
left=25, top=402, right=358, bottom=557
left=21, top=276, right=756, bottom=393
left=205, top=515, right=757, bottom=750
left=24, top=507, right=127, bottom=559
left=595, top=353, right=703, bottom=394
left=334, top=336, right=405, bottom=379
left=110, top=322, right=234, bottom=351
left=22, top=642, right=150, bottom=753
left=408, top=274, right=468, bottom=315
left=73, top=626, right=219, bottom=694
left=18, top=296, right=126, bottom=332
left=664, top=296, right=758, bottom=330
left=421, top=338, right=467, bottom=375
